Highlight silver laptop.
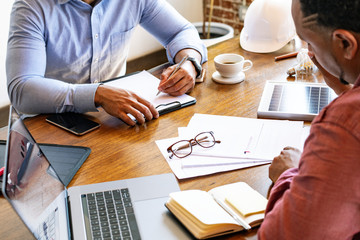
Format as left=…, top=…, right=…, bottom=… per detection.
left=2, top=107, right=192, bottom=240
left=257, top=81, right=337, bottom=121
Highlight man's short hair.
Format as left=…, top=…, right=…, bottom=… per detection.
left=299, top=0, right=360, bottom=32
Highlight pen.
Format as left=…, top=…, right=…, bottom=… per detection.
left=212, top=195, right=251, bottom=230
left=156, top=55, right=189, bottom=96
left=274, top=51, right=298, bottom=61
left=244, top=136, right=253, bottom=154
left=0, top=167, right=4, bottom=177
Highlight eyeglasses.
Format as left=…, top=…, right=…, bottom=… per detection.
left=167, top=131, right=221, bottom=159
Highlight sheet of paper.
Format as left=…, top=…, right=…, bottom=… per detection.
left=181, top=114, right=304, bottom=162
left=156, top=137, right=269, bottom=179
left=104, top=70, right=195, bottom=108
left=155, top=114, right=305, bottom=179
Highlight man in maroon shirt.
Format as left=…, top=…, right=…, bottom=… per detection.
left=258, top=0, right=360, bottom=239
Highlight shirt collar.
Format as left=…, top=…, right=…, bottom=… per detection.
left=59, top=0, right=101, bottom=5
left=58, top=0, right=72, bottom=4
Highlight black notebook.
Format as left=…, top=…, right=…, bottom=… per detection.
left=0, top=140, right=90, bottom=192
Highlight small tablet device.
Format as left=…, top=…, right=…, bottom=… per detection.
left=46, top=113, right=100, bottom=135
left=257, top=81, right=337, bottom=121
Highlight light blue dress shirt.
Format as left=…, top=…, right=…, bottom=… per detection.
left=6, top=0, right=207, bottom=114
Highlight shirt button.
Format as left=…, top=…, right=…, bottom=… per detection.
left=94, top=34, right=99, bottom=39
left=94, top=58, right=99, bottom=62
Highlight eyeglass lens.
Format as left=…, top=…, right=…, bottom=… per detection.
left=170, top=140, right=192, bottom=158
left=195, top=132, right=216, bottom=148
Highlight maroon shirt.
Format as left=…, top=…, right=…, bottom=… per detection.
left=258, top=77, right=360, bottom=240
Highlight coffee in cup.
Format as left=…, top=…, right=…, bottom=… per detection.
left=212, top=53, right=253, bottom=84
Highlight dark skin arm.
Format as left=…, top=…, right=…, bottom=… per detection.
left=269, top=146, right=302, bottom=182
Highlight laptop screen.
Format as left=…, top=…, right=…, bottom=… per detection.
left=2, top=108, right=69, bottom=239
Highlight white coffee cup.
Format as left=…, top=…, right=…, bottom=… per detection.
left=214, top=53, right=253, bottom=78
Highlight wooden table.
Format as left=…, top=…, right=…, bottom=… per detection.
left=0, top=36, right=322, bottom=239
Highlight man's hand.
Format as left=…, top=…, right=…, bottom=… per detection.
left=158, top=61, right=196, bottom=96
left=269, top=146, right=302, bottom=183
left=95, top=85, right=159, bottom=126
left=158, top=48, right=202, bottom=96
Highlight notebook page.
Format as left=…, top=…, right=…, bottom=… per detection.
left=104, top=70, right=195, bottom=107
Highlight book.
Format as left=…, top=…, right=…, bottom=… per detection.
left=165, top=182, right=267, bottom=239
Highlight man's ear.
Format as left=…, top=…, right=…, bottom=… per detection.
left=332, top=29, right=358, bottom=60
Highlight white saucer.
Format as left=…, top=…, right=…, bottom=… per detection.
left=212, top=71, right=245, bottom=84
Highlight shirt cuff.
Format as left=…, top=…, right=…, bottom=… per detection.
left=166, top=39, right=208, bottom=64
left=73, top=83, right=101, bottom=113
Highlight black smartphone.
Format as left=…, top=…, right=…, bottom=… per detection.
left=46, top=113, right=100, bottom=135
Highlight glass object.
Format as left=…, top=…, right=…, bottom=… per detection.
left=167, top=131, right=221, bottom=159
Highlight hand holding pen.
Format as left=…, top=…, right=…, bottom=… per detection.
left=156, top=55, right=189, bottom=96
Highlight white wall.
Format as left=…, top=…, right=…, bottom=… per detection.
left=0, top=0, right=203, bottom=108
left=128, top=0, right=203, bottom=60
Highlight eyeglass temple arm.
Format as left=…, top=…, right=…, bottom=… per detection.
left=197, top=136, right=221, bottom=144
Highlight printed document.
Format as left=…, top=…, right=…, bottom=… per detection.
left=156, top=114, right=306, bottom=179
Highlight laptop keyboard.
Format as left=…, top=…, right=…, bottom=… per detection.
left=82, top=188, right=141, bottom=240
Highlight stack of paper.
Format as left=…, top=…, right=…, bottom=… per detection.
left=156, top=114, right=307, bottom=179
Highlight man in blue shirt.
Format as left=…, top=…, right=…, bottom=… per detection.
left=6, top=0, right=207, bottom=126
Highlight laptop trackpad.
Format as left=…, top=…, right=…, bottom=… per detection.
left=133, top=197, right=194, bottom=240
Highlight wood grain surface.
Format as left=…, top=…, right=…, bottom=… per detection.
left=0, top=36, right=321, bottom=240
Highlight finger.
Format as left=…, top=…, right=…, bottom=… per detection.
left=167, top=79, right=194, bottom=96
left=159, top=65, right=178, bottom=91
left=159, top=69, right=182, bottom=90
left=160, top=65, right=177, bottom=81
left=124, top=103, right=150, bottom=125
left=161, top=69, right=194, bottom=94
left=113, top=99, right=147, bottom=125
left=117, top=111, right=137, bottom=126
left=268, top=163, right=276, bottom=182
left=131, top=111, right=146, bottom=125
left=137, top=98, right=159, bottom=119
left=130, top=92, right=158, bottom=119
left=159, top=63, right=192, bottom=90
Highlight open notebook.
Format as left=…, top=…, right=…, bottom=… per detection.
left=104, top=71, right=196, bottom=115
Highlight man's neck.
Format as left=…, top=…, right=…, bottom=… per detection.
left=83, top=0, right=98, bottom=7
